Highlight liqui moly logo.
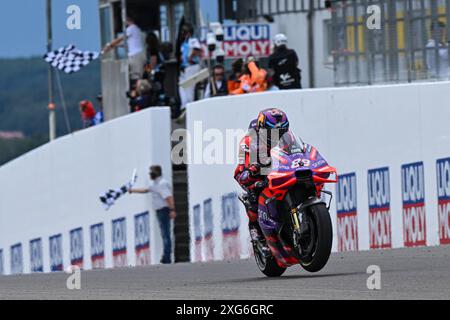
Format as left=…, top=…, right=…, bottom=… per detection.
left=200, top=24, right=272, bottom=58
left=193, top=204, right=202, bottom=262
left=29, top=238, right=43, bottom=272
left=336, top=173, right=359, bottom=252
left=49, top=234, right=63, bottom=272
left=10, top=243, right=23, bottom=275
left=437, top=157, right=450, bottom=244
left=203, top=199, right=214, bottom=262
left=112, top=218, right=127, bottom=267
left=401, top=162, right=427, bottom=247
left=368, top=168, right=392, bottom=249
left=90, top=223, right=105, bottom=269
left=135, top=212, right=150, bottom=266
left=222, top=193, right=241, bottom=260
left=70, top=228, right=84, bottom=268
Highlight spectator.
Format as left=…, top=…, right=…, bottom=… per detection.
left=268, top=34, right=302, bottom=90
left=146, top=32, right=161, bottom=72
left=103, top=14, right=147, bottom=86
left=79, top=100, right=96, bottom=128
left=231, top=57, right=268, bottom=95
left=204, top=64, right=228, bottom=98
left=129, top=165, right=176, bottom=264
left=129, top=79, right=153, bottom=112
left=93, top=94, right=104, bottom=125
left=426, top=21, right=449, bottom=80
left=227, top=58, right=244, bottom=93
left=178, top=23, right=203, bottom=112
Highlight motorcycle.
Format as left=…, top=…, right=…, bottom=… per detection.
left=244, top=131, right=338, bottom=277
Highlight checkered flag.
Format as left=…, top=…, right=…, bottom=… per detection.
left=44, top=44, right=100, bottom=74
left=100, top=169, right=138, bottom=211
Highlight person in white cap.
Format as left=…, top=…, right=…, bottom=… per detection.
left=268, top=33, right=302, bottom=90
left=178, top=23, right=203, bottom=115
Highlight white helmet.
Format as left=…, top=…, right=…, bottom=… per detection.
left=274, top=33, right=288, bottom=47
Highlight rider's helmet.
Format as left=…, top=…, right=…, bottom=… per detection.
left=256, top=108, right=290, bottom=148
left=273, top=33, right=288, bottom=48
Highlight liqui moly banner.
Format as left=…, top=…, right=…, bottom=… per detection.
left=368, top=167, right=392, bottom=249
left=191, top=199, right=215, bottom=262
left=437, top=157, right=450, bottom=245
left=221, top=193, right=241, bottom=260
left=29, top=238, right=43, bottom=272
left=193, top=204, right=203, bottom=262
left=49, top=234, right=63, bottom=272
left=336, top=173, right=359, bottom=252
left=135, top=212, right=150, bottom=266
left=401, top=162, right=427, bottom=247
left=70, top=228, right=84, bottom=268
left=90, top=223, right=105, bottom=269
left=200, top=24, right=276, bottom=59
left=112, top=218, right=127, bottom=268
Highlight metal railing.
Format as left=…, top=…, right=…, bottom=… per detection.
left=330, top=0, right=450, bottom=86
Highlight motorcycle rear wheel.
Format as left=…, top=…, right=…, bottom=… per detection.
left=298, top=203, right=333, bottom=273
left=253, top=243, right=286, bottom=277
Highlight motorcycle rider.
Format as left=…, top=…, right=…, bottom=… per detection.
left=234, top=108, right=290, bottom=246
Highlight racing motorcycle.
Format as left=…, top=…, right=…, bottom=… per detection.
left=241, top=131, right=338, bottom=277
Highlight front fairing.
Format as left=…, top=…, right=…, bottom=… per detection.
left=268, top=132, right=333, bottom=189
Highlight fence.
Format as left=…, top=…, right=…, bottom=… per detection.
left=331, top=0, right=450, bottom=85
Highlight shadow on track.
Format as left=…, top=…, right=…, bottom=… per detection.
left=203, top=271, right=365, bottom=285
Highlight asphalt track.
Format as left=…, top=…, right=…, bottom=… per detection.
left=0, top=246, right=449, bottom=300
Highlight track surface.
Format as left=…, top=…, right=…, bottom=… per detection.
left=1, top=246, right=449, bottom=300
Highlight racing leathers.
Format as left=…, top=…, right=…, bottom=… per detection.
left=234, top=120, right=271, bottom=240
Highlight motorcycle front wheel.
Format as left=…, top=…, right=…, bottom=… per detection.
left=253, top=242, right=286, bottom=277
left=297, top=203, right=333, bottom=273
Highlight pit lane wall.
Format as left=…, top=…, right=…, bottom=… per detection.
left=0, top=108, right=172, bottom=275
left=186, top=82, right=450, bottom=263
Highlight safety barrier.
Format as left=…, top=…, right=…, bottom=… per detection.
left=0, top=108, right=172, bottom=275
left=186, top=82, right=450, bottom=262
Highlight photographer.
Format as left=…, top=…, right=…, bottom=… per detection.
left=204, top=64, right=228, bottom=98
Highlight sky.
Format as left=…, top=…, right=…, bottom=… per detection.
left=0, top=0, right=100, bottom=58
left=0, top=0, right=218, bottom=59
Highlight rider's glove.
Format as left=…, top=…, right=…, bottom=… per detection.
left=248, top=163, right=261, bottom=176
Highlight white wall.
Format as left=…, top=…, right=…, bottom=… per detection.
left=186, top=82, right=450, bottom=262
left=0, top=108, right=172, bottom=275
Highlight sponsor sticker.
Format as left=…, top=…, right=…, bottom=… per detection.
left=368, top=167, right=392, bottom=249
left=336, top=173, right=359, bottom=252
left=401, top=162, right=427, bottom=247
left=437, top=157, right=450, bottom=245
